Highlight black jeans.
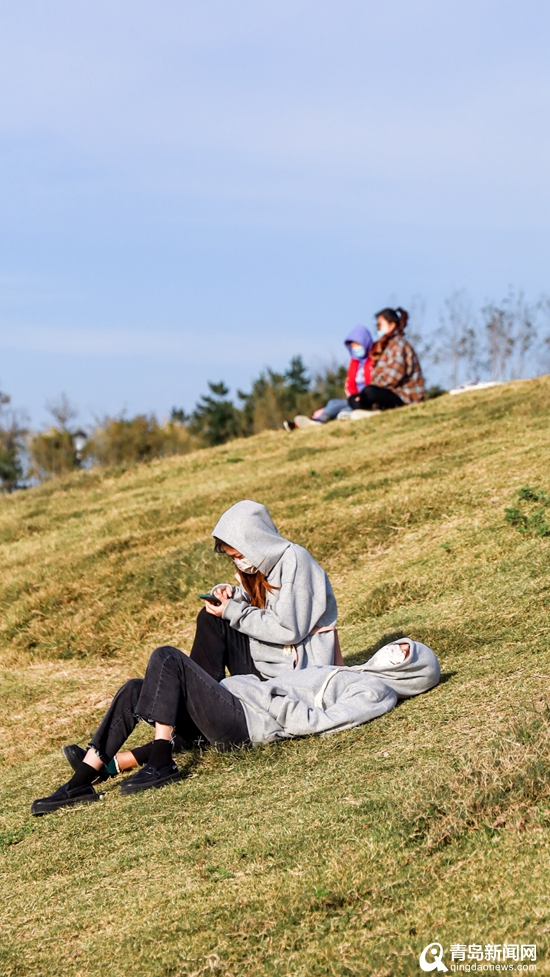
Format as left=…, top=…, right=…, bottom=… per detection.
left=89, top=609, right=256, bottom=763
left=190, top=607, right=263, bottom=682
left=348, top=385, right=404, bottom=411
left=88, top=646, right=250, bottom=762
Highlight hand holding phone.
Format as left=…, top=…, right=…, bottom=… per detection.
left=199, top=593, right=222, bottom=606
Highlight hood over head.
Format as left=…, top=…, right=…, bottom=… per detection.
left=352, top=639, right=440, bottom=698
left=344, top=324, right=374, bottom=358
left=212, top=500, right=291, bottom=575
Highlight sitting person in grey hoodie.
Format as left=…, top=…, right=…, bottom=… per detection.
left=33, top=501, right=346, bottom=813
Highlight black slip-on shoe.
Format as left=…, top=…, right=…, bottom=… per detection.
left=120, top=761, right=183, bottom=796
left=62, top=744, right=110, bottom=782
left=62, top=743, right=85, bottom=770
left=31, top=782, right=101, bottom=816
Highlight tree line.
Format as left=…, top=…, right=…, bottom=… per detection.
left=0, top=357, right=347, bottom=489
left=1, top=287, right=549, bottom=490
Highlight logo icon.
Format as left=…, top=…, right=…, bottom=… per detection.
left=419, top=942, right=449, bottom=972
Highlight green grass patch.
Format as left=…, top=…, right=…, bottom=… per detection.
left=505, top=484, right=550, bottom=537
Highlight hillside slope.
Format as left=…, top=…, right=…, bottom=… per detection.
left=1, top=377, right=550, bottom=976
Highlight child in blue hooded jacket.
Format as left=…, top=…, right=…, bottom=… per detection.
left=343, top=324, right=374, bottom=402
left=284, top=324, right=373, bottom=430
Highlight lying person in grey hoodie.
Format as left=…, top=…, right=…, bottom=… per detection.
left=32, top=635, right=440, bottom=814
left=222, top=637, right=440, bottom=743
left=34, top=500, right=345, bottom=812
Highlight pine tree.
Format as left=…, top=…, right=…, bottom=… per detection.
left=190, top=382, right=241, bottom=446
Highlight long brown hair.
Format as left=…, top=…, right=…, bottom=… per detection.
left=214, top=537, right=279, bottom=609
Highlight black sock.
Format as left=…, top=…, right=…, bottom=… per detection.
left=67, top=760, right=100, bottom=791
left=131, top=742, right=155, bottom=766
left=149, top=739, right=172, bottom=769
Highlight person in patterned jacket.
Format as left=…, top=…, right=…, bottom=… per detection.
left=347, top=306, right=425, bottom=412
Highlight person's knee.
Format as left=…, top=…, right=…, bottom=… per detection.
left=148, top=645, right=180, bottom=670
left=196, top=606, right=210, bottom=627
left=196, top=607, right=222, bottom=632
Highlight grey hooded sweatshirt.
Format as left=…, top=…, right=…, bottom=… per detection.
left=212, top=500, right=338, bottom=678
left=221, top=638, right=440, bottom=743
left=350, top=638, right=440, bottom=698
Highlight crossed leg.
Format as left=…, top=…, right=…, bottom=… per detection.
left=64, top=609, right=261, bottom=779
left=32, top=646, right=250, bottom=815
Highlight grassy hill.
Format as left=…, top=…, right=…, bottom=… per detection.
left=1, top=377, right=550, bottom=977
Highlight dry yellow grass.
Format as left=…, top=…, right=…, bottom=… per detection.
left=1, top=376, right=550, bottom=976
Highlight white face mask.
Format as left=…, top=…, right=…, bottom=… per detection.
left=233, top=556, right=258, bottom=575
left=370, top=642, right=409, bottom=667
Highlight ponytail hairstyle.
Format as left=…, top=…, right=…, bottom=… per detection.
left=371, top=306, right=409, bottom=362
left=214, top=537, right=279, bottom=609
left=375, top=307, right=409, bottom=333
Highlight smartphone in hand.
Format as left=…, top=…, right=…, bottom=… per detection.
left=199, top=593, right=222, bottom=606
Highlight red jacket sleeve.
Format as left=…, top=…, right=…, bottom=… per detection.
left=345, top=357, right=372, bottom=397
left=345, top=359, right=358, bottom=397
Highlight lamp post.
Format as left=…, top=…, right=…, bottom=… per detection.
left=72, top=430, right=88, bottom=466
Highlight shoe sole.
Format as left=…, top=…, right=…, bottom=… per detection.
left=293, top=416, right=320, bottom=428
left=31, top=794, right=101, bottom=816
left=350, top=411, right=383, bottom=421
left=120, top=770, right=184, bottom=796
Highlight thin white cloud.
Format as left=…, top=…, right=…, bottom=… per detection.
left=0, top=322, right=316, bottom=367
left=0, top=324, right=203, bottom=357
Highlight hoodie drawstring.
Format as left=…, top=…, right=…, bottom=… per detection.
left=284, top=626, right=340, bottom=668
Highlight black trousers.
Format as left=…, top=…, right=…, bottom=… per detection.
left=348, top=385, right=404, bottom=411
left=88, top=609, right=258, bottom=761
left=190, top=607, right=263, bottom=682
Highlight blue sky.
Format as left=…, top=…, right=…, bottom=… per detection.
left=1, top=1, right=549, bottom=426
